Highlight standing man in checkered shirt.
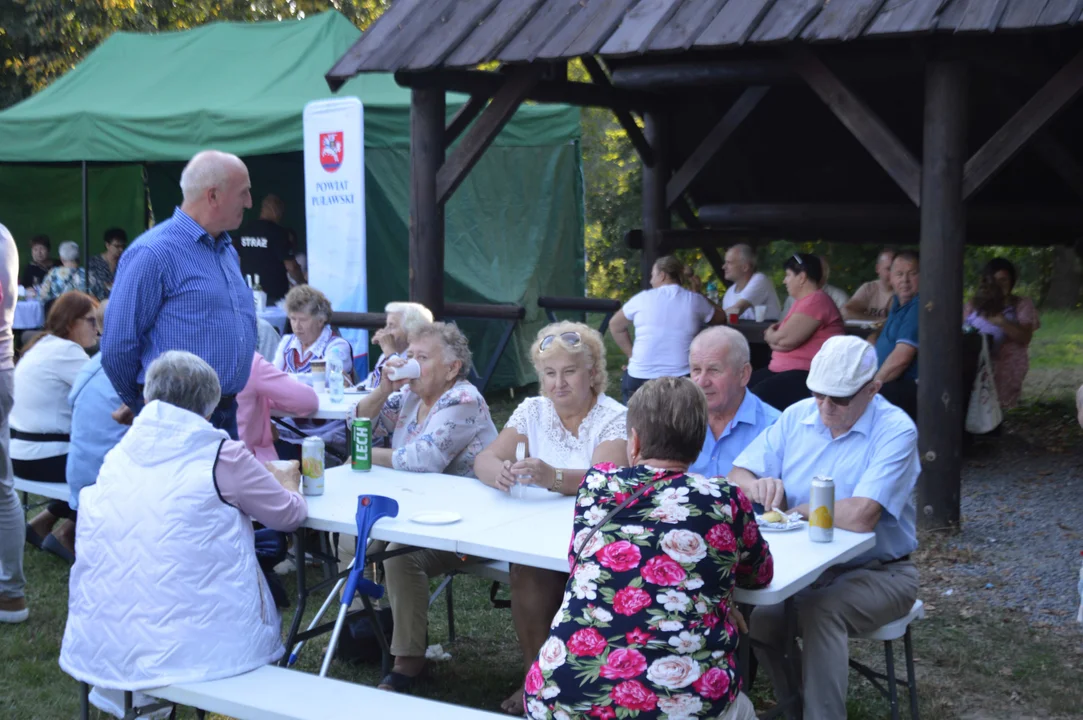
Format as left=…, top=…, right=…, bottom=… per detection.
left=102, top=150, right=257, bottom=439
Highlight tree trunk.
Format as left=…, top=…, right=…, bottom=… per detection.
left=1044, top=244, right=1082, bottom=308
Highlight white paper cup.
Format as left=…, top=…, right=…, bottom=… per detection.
left=311, top=375, right=326, bottom=394
left=387, top=358, right=421, bottom=381
left=754, top=305, right=768, bottom=322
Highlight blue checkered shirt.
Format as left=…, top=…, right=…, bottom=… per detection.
left=102, top=207, right=257, bottom=407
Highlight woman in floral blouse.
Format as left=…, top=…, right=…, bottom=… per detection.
left=350, top=321, right=498, bottom=692
left=525, top=377, right=773, bottom=720
left=40, top=241, right=108, bottom=310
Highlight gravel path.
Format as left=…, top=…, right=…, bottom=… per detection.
left=927, top=425, right=1083, bottom=628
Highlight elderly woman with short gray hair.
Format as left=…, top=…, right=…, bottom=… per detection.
left=40, top=241, right=108, bottom=307
left=60, top=351, right=307, bottom=709
left=359, top=300, right=433, bottom=390
left=350, top=321, right=498, bottom=692
left=273, top=284, right=353, bottom=377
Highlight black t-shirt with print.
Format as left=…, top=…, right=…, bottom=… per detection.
left=235, top=219, right=294, bottom=304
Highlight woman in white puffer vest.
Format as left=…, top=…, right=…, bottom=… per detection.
left=60, top=350, right=308, bottom=705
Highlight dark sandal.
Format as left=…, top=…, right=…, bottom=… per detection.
left=41, top=534, right=75, bottom=563
left=378, top=670, right=423, bottom=693
left=25, top=524, right=44, bottom=550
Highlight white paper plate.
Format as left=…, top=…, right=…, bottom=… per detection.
left=410, top=511, right=462, bottom=525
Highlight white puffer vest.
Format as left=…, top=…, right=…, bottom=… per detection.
left=59, top=401, right=284, bottom=690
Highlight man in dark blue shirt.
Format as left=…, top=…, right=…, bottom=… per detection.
left=873, top=250, right=919, bottom=419
left=102, top=150, right=257, bottom=439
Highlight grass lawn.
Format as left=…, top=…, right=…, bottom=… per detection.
left=3, top=312, right=1082, bottom=718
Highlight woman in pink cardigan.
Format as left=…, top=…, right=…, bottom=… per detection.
left=237, top=354, right=319, bottom=463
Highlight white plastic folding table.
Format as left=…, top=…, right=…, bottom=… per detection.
left=290, top=467, right=875, bottom=716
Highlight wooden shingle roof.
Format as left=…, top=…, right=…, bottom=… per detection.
left=328, top=0, right=1083, bottom=83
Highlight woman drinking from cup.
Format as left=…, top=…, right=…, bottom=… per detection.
left=474, top=322, right=627, bottom=713
left=349, top=321, right=498, bottom=692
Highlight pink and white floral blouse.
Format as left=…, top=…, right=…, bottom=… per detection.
left=373, top=379, right=498, bottom=478
left=524, top=463, right=773, bottom=719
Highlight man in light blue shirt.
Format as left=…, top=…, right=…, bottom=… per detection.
left=688, top=327, right=779, bottom=478
left=729, top=336, right=919, bottom=720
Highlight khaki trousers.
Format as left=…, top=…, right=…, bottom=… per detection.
left=347, top=538, right=468, bottom=658
left=750, top=560, right=919, bottom=720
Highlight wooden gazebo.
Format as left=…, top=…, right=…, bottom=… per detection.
left=326, top=0, right=1083, bottom=530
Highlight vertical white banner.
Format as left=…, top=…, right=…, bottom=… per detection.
left=303, top=97, right=368, bottom=375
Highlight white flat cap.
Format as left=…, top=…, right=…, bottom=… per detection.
left=806, top=336, right=879, bottom=397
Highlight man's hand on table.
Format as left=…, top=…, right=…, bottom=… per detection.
left=111, top=404, right=134, bottom=426
left=743, top=476, right=786, bottom=511
left=266, top=460, right=301, bottom=494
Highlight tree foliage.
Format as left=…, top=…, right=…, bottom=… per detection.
left=0, top=0, right=388, bottom=108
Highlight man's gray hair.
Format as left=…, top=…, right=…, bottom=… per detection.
left=179, top=150, right=244, bottom=203
left=58, top=241, right=80, bottom=263
left=143, top=351, right=222, bottom=418
left=385, top=301, right=433, bottom=335
left=730, top=243, right=757, bottom=271
left=408, top=322, right=473, bottom=381
left=690, top=326, right=750, bottom=370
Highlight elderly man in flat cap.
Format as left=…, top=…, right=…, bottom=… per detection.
left=728, top=335, right=920, bottom=720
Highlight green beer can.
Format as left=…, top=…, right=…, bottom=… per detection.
left=352, top=417, right=372, bottom=471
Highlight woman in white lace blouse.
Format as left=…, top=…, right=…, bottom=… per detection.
left=474, top=321, right=627, bottom=714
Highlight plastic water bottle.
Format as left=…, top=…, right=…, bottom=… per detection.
left=328, top=349, right=345, bottom=404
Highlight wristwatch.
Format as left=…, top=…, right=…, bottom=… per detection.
left=553, top=468, right=564, bottom=493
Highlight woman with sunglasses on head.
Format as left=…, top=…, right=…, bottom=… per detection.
left=475, top=322, right=628, bottom=714
left=609, top=255, right=726, bottom=404
left=14, top=291, right=100, bottom=561
left=750, top=253, right=843, bottom=412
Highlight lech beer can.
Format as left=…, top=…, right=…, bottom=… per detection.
left=301, top=436, right=325, bottom=496
left=809, top=475, right=835, bottom=543
left=352, top=417, right=372, bottom=472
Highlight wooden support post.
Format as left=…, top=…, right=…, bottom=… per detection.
left=793, top=47, right=922, bottom=206
left=666, top=87, right=769, bottom=208
left=918, top=61, right=968, bottom=531
left=963, top=48, right=1083, bottom=200
left=410, top=88, right=446, bottom=318
left=436, top=64, right=544, bottom=206
left=641, top=111, right=670, bottom=289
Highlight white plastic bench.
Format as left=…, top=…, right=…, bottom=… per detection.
left=141, top=664, right=506, bottom=719
left=13, top=476, right=70, bottom=502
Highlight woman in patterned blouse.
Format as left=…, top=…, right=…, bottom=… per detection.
left=349, top=321, right=498, bottom=692
left=524, top=377, right=773, bottom=720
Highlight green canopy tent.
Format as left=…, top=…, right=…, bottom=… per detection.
left=0, top=10, right=584, bottom=388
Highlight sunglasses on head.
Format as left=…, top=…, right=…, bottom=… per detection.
left=811, top=381, right=870, bottom=407
left=792, top=253, right=804, bottom=266
left=539, top=331, right=582, bottom=352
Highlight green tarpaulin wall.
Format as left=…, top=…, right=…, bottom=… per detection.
left=0, top=11, right=584, bottom=389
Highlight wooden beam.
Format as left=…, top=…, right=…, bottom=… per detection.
left=641, top=111, right=670, bottom=289
left=395, top=67, right=653, bottom=111
left=792, top=47, right=922, bottom=206
left=1032, top=133, right=1083, bottom=201
left=918, top=60, right=968, bottom=531
left=410, top=89, right=446, bottom=318
left=626, top=225, right=1078, bottom=249
left=445, top=95, right=488, bottom=147
left=612, top=60, right=794, bottom=88
left=702, top=246, right=726, bottom=281
left=436, top=65, right=544, bottom=206
left=963, top=48, right=1083, bottom=200
left=666, top=87, right=770, bottom=208
left=581, top=56, right=654, bottom=166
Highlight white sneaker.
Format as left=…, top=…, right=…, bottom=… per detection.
left=88, top=687, right=173, bottom=720
left=0, top=596, right=28, bottom=624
